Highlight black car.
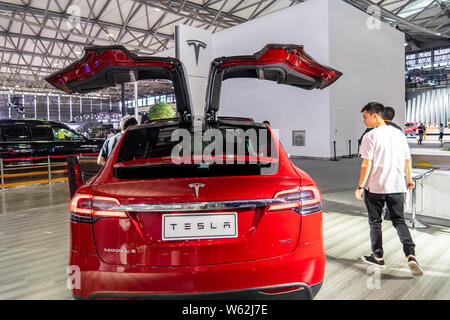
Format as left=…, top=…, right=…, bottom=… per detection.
left=0, top=119, right=104, bottom=164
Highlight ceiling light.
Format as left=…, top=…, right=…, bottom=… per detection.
left=154, top=8, right=161, bottom=11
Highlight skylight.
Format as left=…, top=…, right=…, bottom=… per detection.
left=397, top=0, right=450, bottom=18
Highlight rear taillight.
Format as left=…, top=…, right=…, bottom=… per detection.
left=268, top=186, right=322, bottom=215
left=70, top=194, right=127, bottom=223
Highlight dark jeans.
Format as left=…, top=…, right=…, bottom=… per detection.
left=364, top=190, right=416, bottom=258
left=418, top=133, right=423, bottom=143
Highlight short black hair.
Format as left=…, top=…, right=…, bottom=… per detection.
left=383, top=106, right=395, bottom=121
left=124, top=117, right=138, bottom=130
left=120, top=116, right=138, bottom=131
left=361, top=102, right=384, bottom=117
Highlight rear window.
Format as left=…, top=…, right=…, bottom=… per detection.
left=0, top=124, right=29, bottom=141
left=114, top=122, right=278, bottom=179
left=31, top=125, right=53, bottom=141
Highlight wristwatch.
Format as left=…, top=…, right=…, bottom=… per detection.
left=356, top=186, right=364, bottom=190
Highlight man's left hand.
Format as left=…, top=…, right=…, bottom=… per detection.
left=355, top=188, right=364, bottom=201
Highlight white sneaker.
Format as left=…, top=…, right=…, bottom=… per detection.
left=408, top=257, right=423, bottom=276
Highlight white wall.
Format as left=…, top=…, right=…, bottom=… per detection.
left=328, top=0, right=405, bottom=156
left=154, top=0, right=405, bottom=159
left=211, top=0, right=332, bottom=158
left=210, top=0, right=404, bottom=158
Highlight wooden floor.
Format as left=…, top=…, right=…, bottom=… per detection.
left=0, top=183, right=72, bottom=300
left=317, top=198, right=450, bottom=300
left=0, top=159, right=449, bottom=300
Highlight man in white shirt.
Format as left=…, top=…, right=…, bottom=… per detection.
left=355, top=102, right=423, bottom=276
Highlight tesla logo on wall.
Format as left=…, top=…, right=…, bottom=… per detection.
left=189, top=183, right=205, bottom=198
left=186, top=40, right=207, bottom=66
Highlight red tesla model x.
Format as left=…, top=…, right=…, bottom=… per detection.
left=46, top=44, right=342, bottom=300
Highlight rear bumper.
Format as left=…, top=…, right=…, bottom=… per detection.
left=69, top=239, right=325, bottom=300
left=74, top=282, right=323, bottom=300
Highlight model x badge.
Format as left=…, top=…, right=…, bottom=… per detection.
left=189, top=183, right=205, bottom=198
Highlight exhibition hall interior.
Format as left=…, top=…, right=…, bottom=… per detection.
left=0, top=0, right=449, bottom=301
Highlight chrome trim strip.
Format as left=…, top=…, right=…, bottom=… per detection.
left=109, top=199, right=286, bottom=212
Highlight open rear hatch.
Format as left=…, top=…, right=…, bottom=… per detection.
left=205, top=43, right=342, bottom=119
left=44, top=45, right=193, bottom=119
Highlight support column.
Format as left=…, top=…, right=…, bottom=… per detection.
left=21, top=94, right=25, bottom=119
left=7, top=93, right=11, bottom=119
left=34, top=95, right=37, bottom=119
left=46, top=95, right=50, bottom=120
left=121, top=83, right=126, bottom=116
left=80, top=97, right=83, bottom=120
left=134, top=81, right=138, bottom=120
left=69, top=97, right=73, bottom=122
left=58, top=95, right=61, bottom=121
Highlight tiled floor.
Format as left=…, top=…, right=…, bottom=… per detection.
left=0, top=158, right=449, bottom=300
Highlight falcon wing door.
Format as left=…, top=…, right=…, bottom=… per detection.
left=205, top=44, right=343, bottom=119
left=45, top=46, right=193, bottom=120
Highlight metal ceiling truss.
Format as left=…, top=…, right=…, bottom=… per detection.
left=0, top=0, right=447, bottom=97
left=0, top=0, right=307, bottom=95
left=343, top=0, right=450, bottom=49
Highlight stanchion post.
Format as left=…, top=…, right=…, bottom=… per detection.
left=0, top=158, right=4, bottom=191
left=348, top=139, right=352, bottom=158
left=344, top=139, right=353, bottom=159
left=48, top=155, right=52, bottom=184
left=331, top=141, right=338, bottom=161
left=406, top=176, right=428, bottom=229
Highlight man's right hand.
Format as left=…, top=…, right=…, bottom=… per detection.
left=406, top=179, right=415, bottom=191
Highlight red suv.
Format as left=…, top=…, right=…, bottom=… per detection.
left=405, top=122, right=418, bottom=135
left=46, top=44, right=342, bottom=300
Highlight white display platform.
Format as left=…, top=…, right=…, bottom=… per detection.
left=405, top=168, right=450, bottom=221
left=411, top=148, right=450, bottom=169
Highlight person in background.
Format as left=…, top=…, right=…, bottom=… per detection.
left=356, top=102, right=423, bottom=276
left=417, top=122, right=425, bottom=145
left=382, top=106, right=402, bottom=131
left=424, top=123, right=429, bottom=141
left=439, top=123, right=445, bottom=147
left=97, top=116, right=137, bottom=165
